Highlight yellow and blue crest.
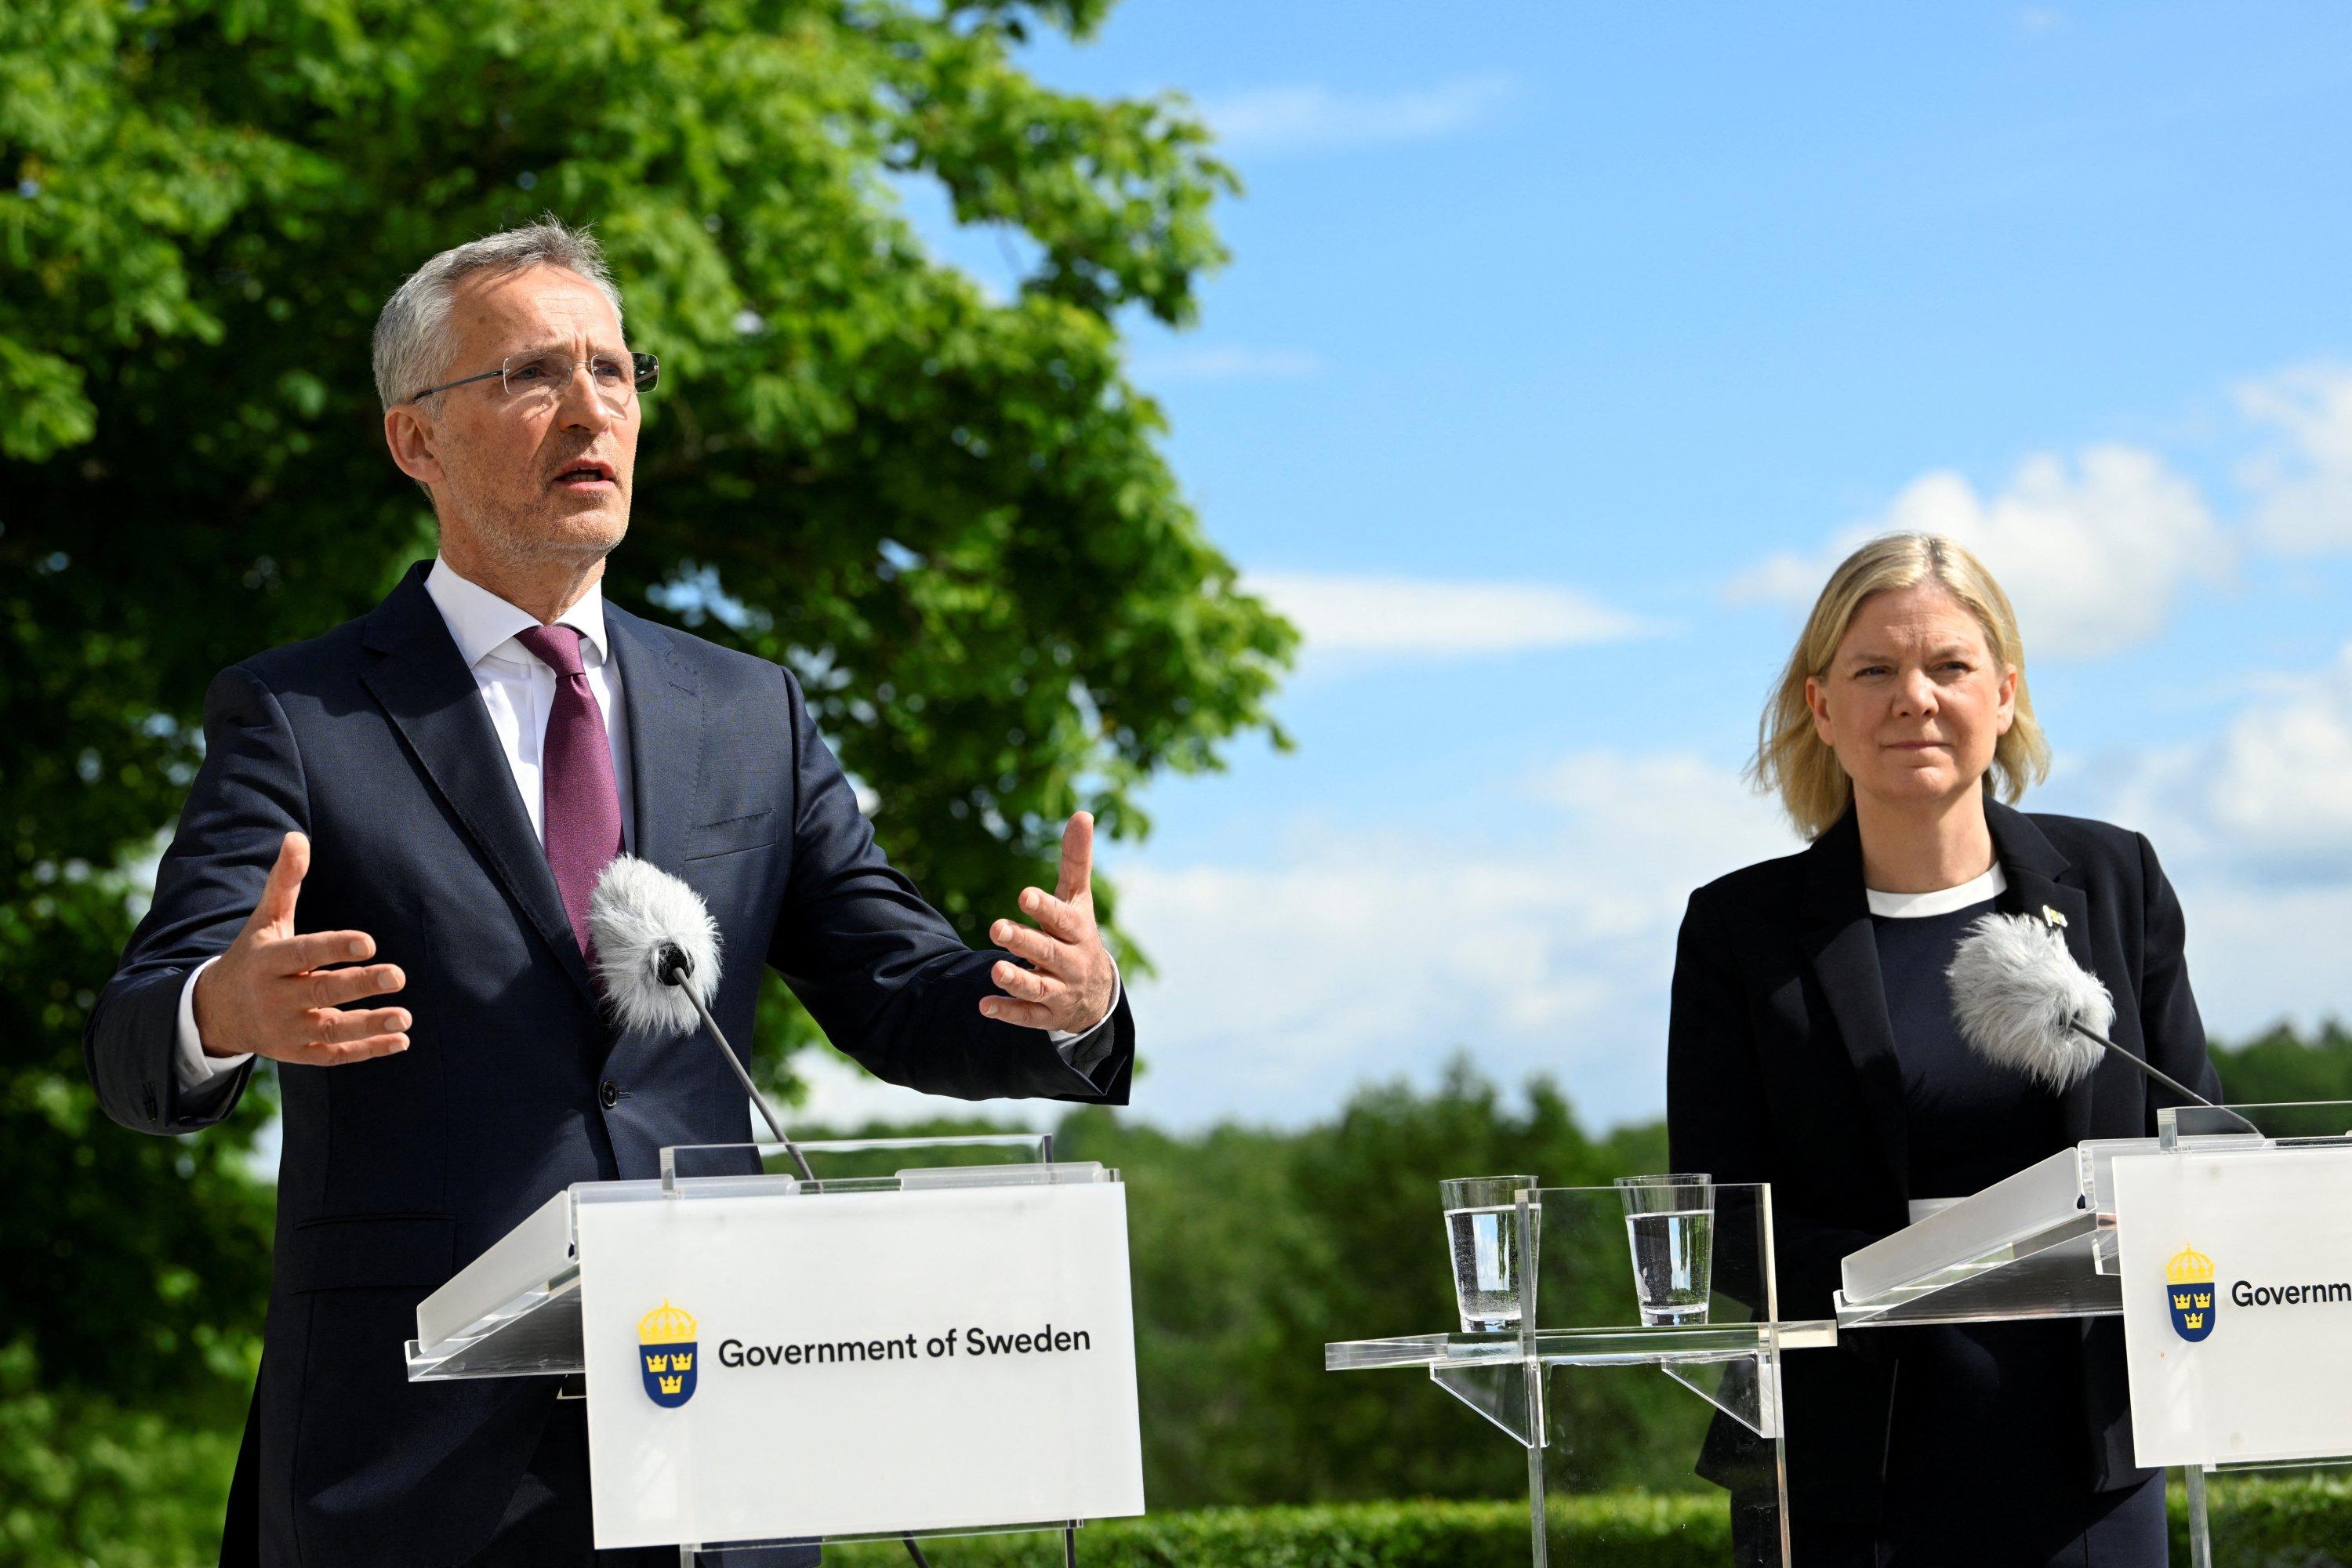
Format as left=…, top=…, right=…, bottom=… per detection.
left=637, top=1300, right=698, bottom=1407
left=2167, top=1246, right=2216, bottom=1344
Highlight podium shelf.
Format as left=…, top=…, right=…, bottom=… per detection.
left=1325, top=1319, right=1837, bottom=1374
left=408, top=1272, right=583, bottom=1379
left=1832, top=1129, right=2297, bottom=1330
left=406, top=1152, right=1116, bottom=1384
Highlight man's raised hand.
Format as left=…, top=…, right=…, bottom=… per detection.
left=190, top=831, right=411, bottom=1065
left=981, top=811, right=1116, bottom=1034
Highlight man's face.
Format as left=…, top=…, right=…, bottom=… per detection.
left=387, top=264, right=639, bottom=570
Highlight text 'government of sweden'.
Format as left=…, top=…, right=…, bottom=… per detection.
left=717, top=1323, right=1097, bottom=1370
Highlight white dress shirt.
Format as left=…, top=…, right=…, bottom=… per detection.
left=176, top=557, right=1112, bottom=1087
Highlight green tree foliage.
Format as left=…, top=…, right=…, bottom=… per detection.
left=2, top=1, right=1288, bottom=1560
left=2207, top=1018, right=2352, bottom=1105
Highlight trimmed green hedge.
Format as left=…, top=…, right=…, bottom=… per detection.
left=817, top=1483, right=2352, bottom=1567
left=26, top=1472, right=2352, bottom=1565
left=824, top=1497, right=1708, bottom=1568
left=1047, top=1497, right=1726, bottom=1567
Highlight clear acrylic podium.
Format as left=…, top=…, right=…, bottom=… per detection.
left=1327, top=1184, right=1835, bottom=1566
left=1834, top=1102, right=2352, bottom=1567
left=407, top=1134, right=1134, bottom=1566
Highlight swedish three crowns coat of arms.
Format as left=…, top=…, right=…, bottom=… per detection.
left=639, top=1300, right=699, bottom=1407
left=2168, top=1246, right=2216, bottom=1344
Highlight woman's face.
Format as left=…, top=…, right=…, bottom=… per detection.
left=1805, top=582, right=2017, bottom=816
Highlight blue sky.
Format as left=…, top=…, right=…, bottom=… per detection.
left=805, top=1, right=2352, bottom=1131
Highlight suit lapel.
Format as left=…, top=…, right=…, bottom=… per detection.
left=360, top=563, right=596, bottom=1007
left=604, top=605, right=702, bottom=875
left=1799, top=811, right=1910, bottom=1200
left=1987, top=802, right=2100, bottom=1146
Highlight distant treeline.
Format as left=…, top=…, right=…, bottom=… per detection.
left=2209, top=1019, right=2352, bottom=1104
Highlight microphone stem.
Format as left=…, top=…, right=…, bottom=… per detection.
left=2066, top=1021, right=2261, bottom=1137
left=678, top=981, right=952, bottom=1568
left=681, top=985, right=817, bottom=1183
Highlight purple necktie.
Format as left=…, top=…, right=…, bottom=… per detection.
left=515, top=623, right=624, bottom=960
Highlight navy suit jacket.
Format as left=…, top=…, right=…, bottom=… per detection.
left=1667, top=800, right=2217, bottom=1521
left=85, top=561, right=1135, bottom=1566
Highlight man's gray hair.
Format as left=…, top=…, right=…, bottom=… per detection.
left=371, top=217, right=625, bottom=412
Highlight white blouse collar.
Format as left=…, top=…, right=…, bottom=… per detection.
left=1866, top=862, right=2007, bottom=920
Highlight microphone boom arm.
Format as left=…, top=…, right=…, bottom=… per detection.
left=670, top=967, right=818, bottom=1183
left=668, top=970, right=930, bottom=1568
left=2065, top=1020, right=2261, bottom=1138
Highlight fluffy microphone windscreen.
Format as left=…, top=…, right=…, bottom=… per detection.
left=1946, top=912, right=2114, bottom=1091
left=589, top=855, right=723, bottom=1037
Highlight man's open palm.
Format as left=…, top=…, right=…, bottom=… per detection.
left=191, top=831, right=411, bottom=1064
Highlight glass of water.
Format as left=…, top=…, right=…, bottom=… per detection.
left=1615, top=1173, right=1715, bottom=1326
left=1440, top=1174, right=1538, bottom=1333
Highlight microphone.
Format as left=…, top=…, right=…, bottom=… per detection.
left=589, top=856, right=815, bottom=1182
left=1947, top=912, right=2252, bottom=1133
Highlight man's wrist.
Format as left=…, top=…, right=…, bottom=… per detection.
left=177, top=957, right=254, bottom=1087
left=1047, top=957, right=1121, bottom=1046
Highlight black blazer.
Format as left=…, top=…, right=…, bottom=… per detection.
left=84, top=561, right=1135, bottom=1566
left=1666, top=800, right=2219, bottom=1520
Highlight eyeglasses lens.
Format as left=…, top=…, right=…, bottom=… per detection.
left=501, top=353, right=648, bottom=412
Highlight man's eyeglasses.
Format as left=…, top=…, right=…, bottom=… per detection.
left=408, top=351, right=659, bottom=414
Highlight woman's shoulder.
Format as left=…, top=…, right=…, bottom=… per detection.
left=1681, top=808, right=2165, bottom=928
left=2005, top=806, right=2156, bottom=877
left=1684, top=843, right=1816, bottom=923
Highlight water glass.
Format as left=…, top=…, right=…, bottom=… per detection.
left=1440, top=1174, right=1538, bottom=1333
left=1615, top=1173, right=1715, bottom=1326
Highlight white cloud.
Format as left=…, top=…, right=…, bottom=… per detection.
left=2205, top=646, right=2352, bottom=864
left=702, top=754, right=1796, bottom=1135
left=2070, top=645, right=2352, bottom=1041
left=2157, top=878, right=2352, bottom=1040
left=2237, top=362, right=2352, bottom=553
left=1248, top=572, right=1650, bottom=659
left=1114, top=752, right=1800, bottom=1129
left=1730, top=445, right=2229, bottom=659
left=1198, top=74, right=1519, bottom=156
left=1132, top=345, right=1323, bottom=383
left=2100, top=641, right=2352, bottom=878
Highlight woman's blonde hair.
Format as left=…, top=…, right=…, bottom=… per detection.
left=1749, top=532, right=2050, bottom=840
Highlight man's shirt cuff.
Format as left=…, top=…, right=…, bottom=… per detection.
left=176, top=956, right=253, bottom=1090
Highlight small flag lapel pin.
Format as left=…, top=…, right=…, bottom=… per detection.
left=2042, top=905, right=2068, bottom=927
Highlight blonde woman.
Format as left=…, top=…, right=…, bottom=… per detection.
left=1668, top=534, right=2216, bottom=1566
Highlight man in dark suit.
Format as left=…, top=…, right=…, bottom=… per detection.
left=84, top=220, right=1134, bottom=1567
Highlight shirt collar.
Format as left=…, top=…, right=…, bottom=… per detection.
left=423, top=555, right=611, bottom=670
left=1865, top=862, right=2008, bottom=920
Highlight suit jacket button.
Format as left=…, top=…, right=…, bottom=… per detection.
left=599, top=1080, right=620, bottom=1109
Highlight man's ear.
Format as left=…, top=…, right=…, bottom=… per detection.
left=384, top=405, right=446, bottom=489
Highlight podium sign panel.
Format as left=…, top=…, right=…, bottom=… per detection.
left=576, top=1180, right=1145, bottom=1550
left=2114, top=1145, right=2352, bottom=1467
